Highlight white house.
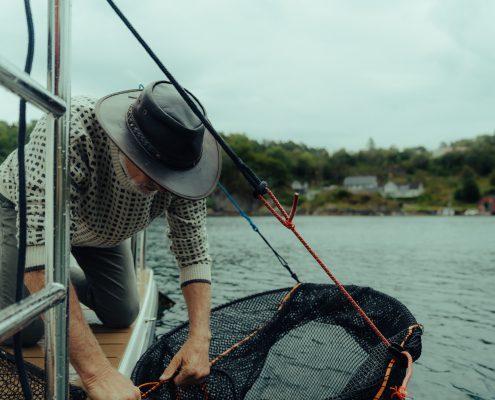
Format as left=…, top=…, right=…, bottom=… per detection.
left=291, top=180, right=309, bottom=194
left=343, top=176, right=379, bottom=193
left=382, top=181, right=424, bottom=198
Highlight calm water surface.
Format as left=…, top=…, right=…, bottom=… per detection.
left=145, top=216, right=495, bottom=400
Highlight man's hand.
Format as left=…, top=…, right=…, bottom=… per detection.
left=160, top=282, right=211, bottom=385
left=160, top=336, right=210, bottom=385
left=83, top=364, right=141, bottom=400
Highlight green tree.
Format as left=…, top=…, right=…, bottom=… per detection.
left=454, top=167, right=481, bottom=203
left=325, top=149, right=354, bottom=183
left=484, top=171, right=495, bottom=196
left=252, top=153, right=290, bottom=188
left=0, top=121, right=18, bottom=162
left=433, top=151, right=465, bottom=176
left=367, top=137, right=376, bottom=151
left=0, top=119, right=38, bottom=163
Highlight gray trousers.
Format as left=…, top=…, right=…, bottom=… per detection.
left=0, top=194, right=139, bottom=346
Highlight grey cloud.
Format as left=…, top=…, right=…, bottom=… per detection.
left=1, top=0, right=494, bottom=151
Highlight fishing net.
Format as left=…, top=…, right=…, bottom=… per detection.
left=0, top=348, right=87, bottom=400
left=132, top=283, right=422, bottom=400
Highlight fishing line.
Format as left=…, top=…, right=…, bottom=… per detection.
left=217, top=182, right=299, bottom=283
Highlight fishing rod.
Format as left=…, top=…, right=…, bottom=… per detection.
left=105, top=3, right=417, bottom=385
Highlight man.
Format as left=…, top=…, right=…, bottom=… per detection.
left=0, top=81, right=222, bottom=399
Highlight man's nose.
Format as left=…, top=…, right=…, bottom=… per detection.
left=155, top=183, right=166, bottom=192
left=147, top=178, right=164, bottom=192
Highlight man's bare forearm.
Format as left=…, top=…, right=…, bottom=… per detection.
left=25, top=270, right=111, bottom=380
left=181, top=282, right=211, bottom=340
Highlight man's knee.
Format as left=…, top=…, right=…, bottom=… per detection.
left=98, top=301, right=140, bottom=329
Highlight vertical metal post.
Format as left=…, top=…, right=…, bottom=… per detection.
left=131, top=235, right=138, bottom=270
left=139, top=230, right=147, bottom=272
left=45, top=0, right=71, bottom=399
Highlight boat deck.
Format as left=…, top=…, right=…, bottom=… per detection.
left=2, top=268, right=152, bottom=382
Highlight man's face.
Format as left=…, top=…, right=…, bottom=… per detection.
left=119, top=153, right=166, bottom=194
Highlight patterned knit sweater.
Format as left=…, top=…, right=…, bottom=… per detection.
left=0, top=96, right=211, bottom=285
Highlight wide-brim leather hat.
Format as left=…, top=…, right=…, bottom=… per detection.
left=95, top=81, right=221, bottom=200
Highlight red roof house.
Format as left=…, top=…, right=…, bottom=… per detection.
left=478, top=196, right=495, bottom=215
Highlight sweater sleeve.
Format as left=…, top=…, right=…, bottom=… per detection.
left=166, top=196, right=212, bottom=287
left=1, top=100, right=94, bottom=268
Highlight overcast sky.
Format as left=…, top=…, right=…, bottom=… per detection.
left=1, top=0, right=494, bottom=151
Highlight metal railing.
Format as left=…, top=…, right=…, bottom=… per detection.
left=0, top=57, right=66, bottom=116
left=0, top=284, right=66, bottom=344
left=131, top=230, right=147, bottom=273
left=0, top=1, right=71, bottom=399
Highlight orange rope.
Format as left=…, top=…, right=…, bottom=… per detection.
left=211, top=283, right=301, bottom=365
left=139, top=379, right=209, bottom=399
left=259, top=189, right=391, bottom=347
left=373, top=324, right=421, bottom=400
left=138, top=381, right=164, bottom=398
left=278, top=283, right=302, bottom=311
left=389, top=351, right=413, bottom=399
left=138, top=368, right=181, bottom=398
left=374, top=358, right=396, bottom=400
left=390, top=385, right=408, bottom=400
left=209, top=329, right=260, bottom=366
left=139, top=284, right=303, bottom=399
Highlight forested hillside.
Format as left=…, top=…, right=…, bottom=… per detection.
left=218, top=132, right=495, bottom=211
left=1, top=120, right=494, bottom=213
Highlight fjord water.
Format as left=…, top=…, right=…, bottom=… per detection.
left=146, top=216, right=495, bottom=400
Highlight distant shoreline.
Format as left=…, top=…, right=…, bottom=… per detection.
left=207, top=209, right=491, bottom=217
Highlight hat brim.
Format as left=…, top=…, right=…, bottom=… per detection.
left=95, top=89, right=222, bottom=200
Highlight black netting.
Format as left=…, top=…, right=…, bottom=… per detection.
left=132, top=283, right=422, bottom=400
left=0, top=348, right=87, bottom=400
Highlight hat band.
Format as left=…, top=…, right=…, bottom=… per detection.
left=126, top=105, right=201, bottom=170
